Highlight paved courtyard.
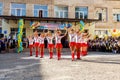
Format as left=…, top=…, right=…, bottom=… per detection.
left=0, top=49, right=120, bottom=80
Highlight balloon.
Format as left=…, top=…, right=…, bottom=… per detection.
left=113, top=29, right=116, bottom=32
left=30, top=21, right=33, bottom=26
left=59, top=24, right=65, bottom=29
left=80, top=20, right=85, bottom=27
left=17, top=19, right=24, bottom=53
left=79, top=20, right=85, bottom=31
left=66, top=23, right=72, bottom=28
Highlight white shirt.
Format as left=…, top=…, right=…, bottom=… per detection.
left=34, top=37, right=39, bottom=43
left=76, top=34, right=82, bottom=43
left=29, top=39, right=34, bottom=45
left=47, top=37, right=54, bottom=44
left=55, top=36, right=63, bottom=43
left=39, top=37, right=45, bottom=44
left=69, top=33, right=76, bottom=42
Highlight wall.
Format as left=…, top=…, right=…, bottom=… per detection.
left=1, top=0, right=120, bottom=37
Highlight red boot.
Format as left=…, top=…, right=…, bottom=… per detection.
left=40, top=51, right=44, bottom=58
left=72, top=53, right=74, bottom=61
left=30, top=51, right=32, bottom=56
left=57, top=52, right=61, bottom=60
left=36, top=51, right=38, bottom=57
left=82, top=51, right=87, bottom=56
left=77, top=52, right=81, bottom=59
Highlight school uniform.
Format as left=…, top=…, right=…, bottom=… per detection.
left=38, top=37, right=45, bottom=58
left=81, top=38, right=88, bottom=56
left=55, top=36, right=64, bottom=60
left=34, top=37, right=39, bottom=57
left=68, top=33, right=76, bottom=61
left=46, top=37, right=54, bottom=59
left=69, top=33, right=76, bottom=47
left=28, top=38, right=34, bottom=56
left=75, top=34, right=82, bottom=59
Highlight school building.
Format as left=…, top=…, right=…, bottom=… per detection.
left=0, top=0, right=120, bottom=38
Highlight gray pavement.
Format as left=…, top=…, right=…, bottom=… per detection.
left=0, top=49, right=120, bottom=80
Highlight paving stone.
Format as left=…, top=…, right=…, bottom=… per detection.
left=0, top=51, right=120, bottom=80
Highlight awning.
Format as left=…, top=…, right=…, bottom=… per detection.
left=0, top=15, right=99, bottom=23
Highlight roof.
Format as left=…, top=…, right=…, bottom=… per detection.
left=0, top=15, right=99, bottom=23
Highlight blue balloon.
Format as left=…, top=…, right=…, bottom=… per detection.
left=18, top=28, right=20, bottom=33
left=30, top=21, right=33, bottom=26
left=20, top=42, right=22, bottom=46
left=80, top=20, right=85, bottom=27
left=67, top=23, right=72, bottom=28
left=59, top=24, right=65, bottom=29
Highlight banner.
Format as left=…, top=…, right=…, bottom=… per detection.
left=38, top=23, right=60, bottom=30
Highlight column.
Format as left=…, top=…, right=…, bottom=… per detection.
left=68, top=5, right=75, bottom=18
left=3, top=2, right=10, bottom=15
left=48, top=4, right=54, bottom=17
left=107, top=7, right=114, bottom=28
left=26, top=4, right=34, bottom=16
left=88, top=5, right=94, bottom=19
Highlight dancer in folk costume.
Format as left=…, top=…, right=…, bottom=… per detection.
left=34, top=30, right=39, bottom=57
left=81, top=32, right=91, bottom=56
left=28, top=35, right=34, bottom=56
left=67, top=28, right=76, bottom=61
left=75, top=30, right=83, bottom=59
left=46, top=31, right=54, bottom=59
left=39, top=32, right=45, bottom=58
left=55, top=28, right=67, bottom=60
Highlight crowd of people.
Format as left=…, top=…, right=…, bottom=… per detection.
left=88, top=36, right=120, bottom=53
left=0, top=34, right=28, bottom=53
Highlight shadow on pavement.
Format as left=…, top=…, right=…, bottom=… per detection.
left=0, top=53, right=43, bottom=80
left=81, top=59, right=120, bottom=65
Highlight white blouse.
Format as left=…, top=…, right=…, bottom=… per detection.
left=69, top=33, right=76, bottom=42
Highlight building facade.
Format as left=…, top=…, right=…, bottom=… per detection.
left=0, top=0, right=120, bottom=38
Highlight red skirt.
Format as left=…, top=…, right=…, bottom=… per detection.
left=69, top=42, right=76, bottom=47
left=81, top=43, right=88, bottom=47
left=39, top=44, right=44, bottom=48
left=48, top=44, right=54, bottom=48
left=56, top=43, right=63, bottom=48
left=34, top=43, right=39, bottom=47
left=29, top=44, right=33, bottom=48
left=76, top=43, right=81, bottom=48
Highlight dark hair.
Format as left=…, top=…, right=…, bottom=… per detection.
left=71, top=29, right=74, bottom=31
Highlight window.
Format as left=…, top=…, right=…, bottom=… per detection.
left=0, top=2, right=3, bottom=15
left=75, top=7, right=88, bottom=19
left=54, top=6, right=68, bottom=18
left=95, top=30, right=108, bottom=36
left=113, top=9, right=120, bottom=22
left=11, top=3, right=26, bottom=16
left=98, top=13, right=102, bottom=20
left=34, top=5, right=48, bottom=17
left=113, top=14, right=120, bottom=22
left=95, top=8, right=107, bottom=21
